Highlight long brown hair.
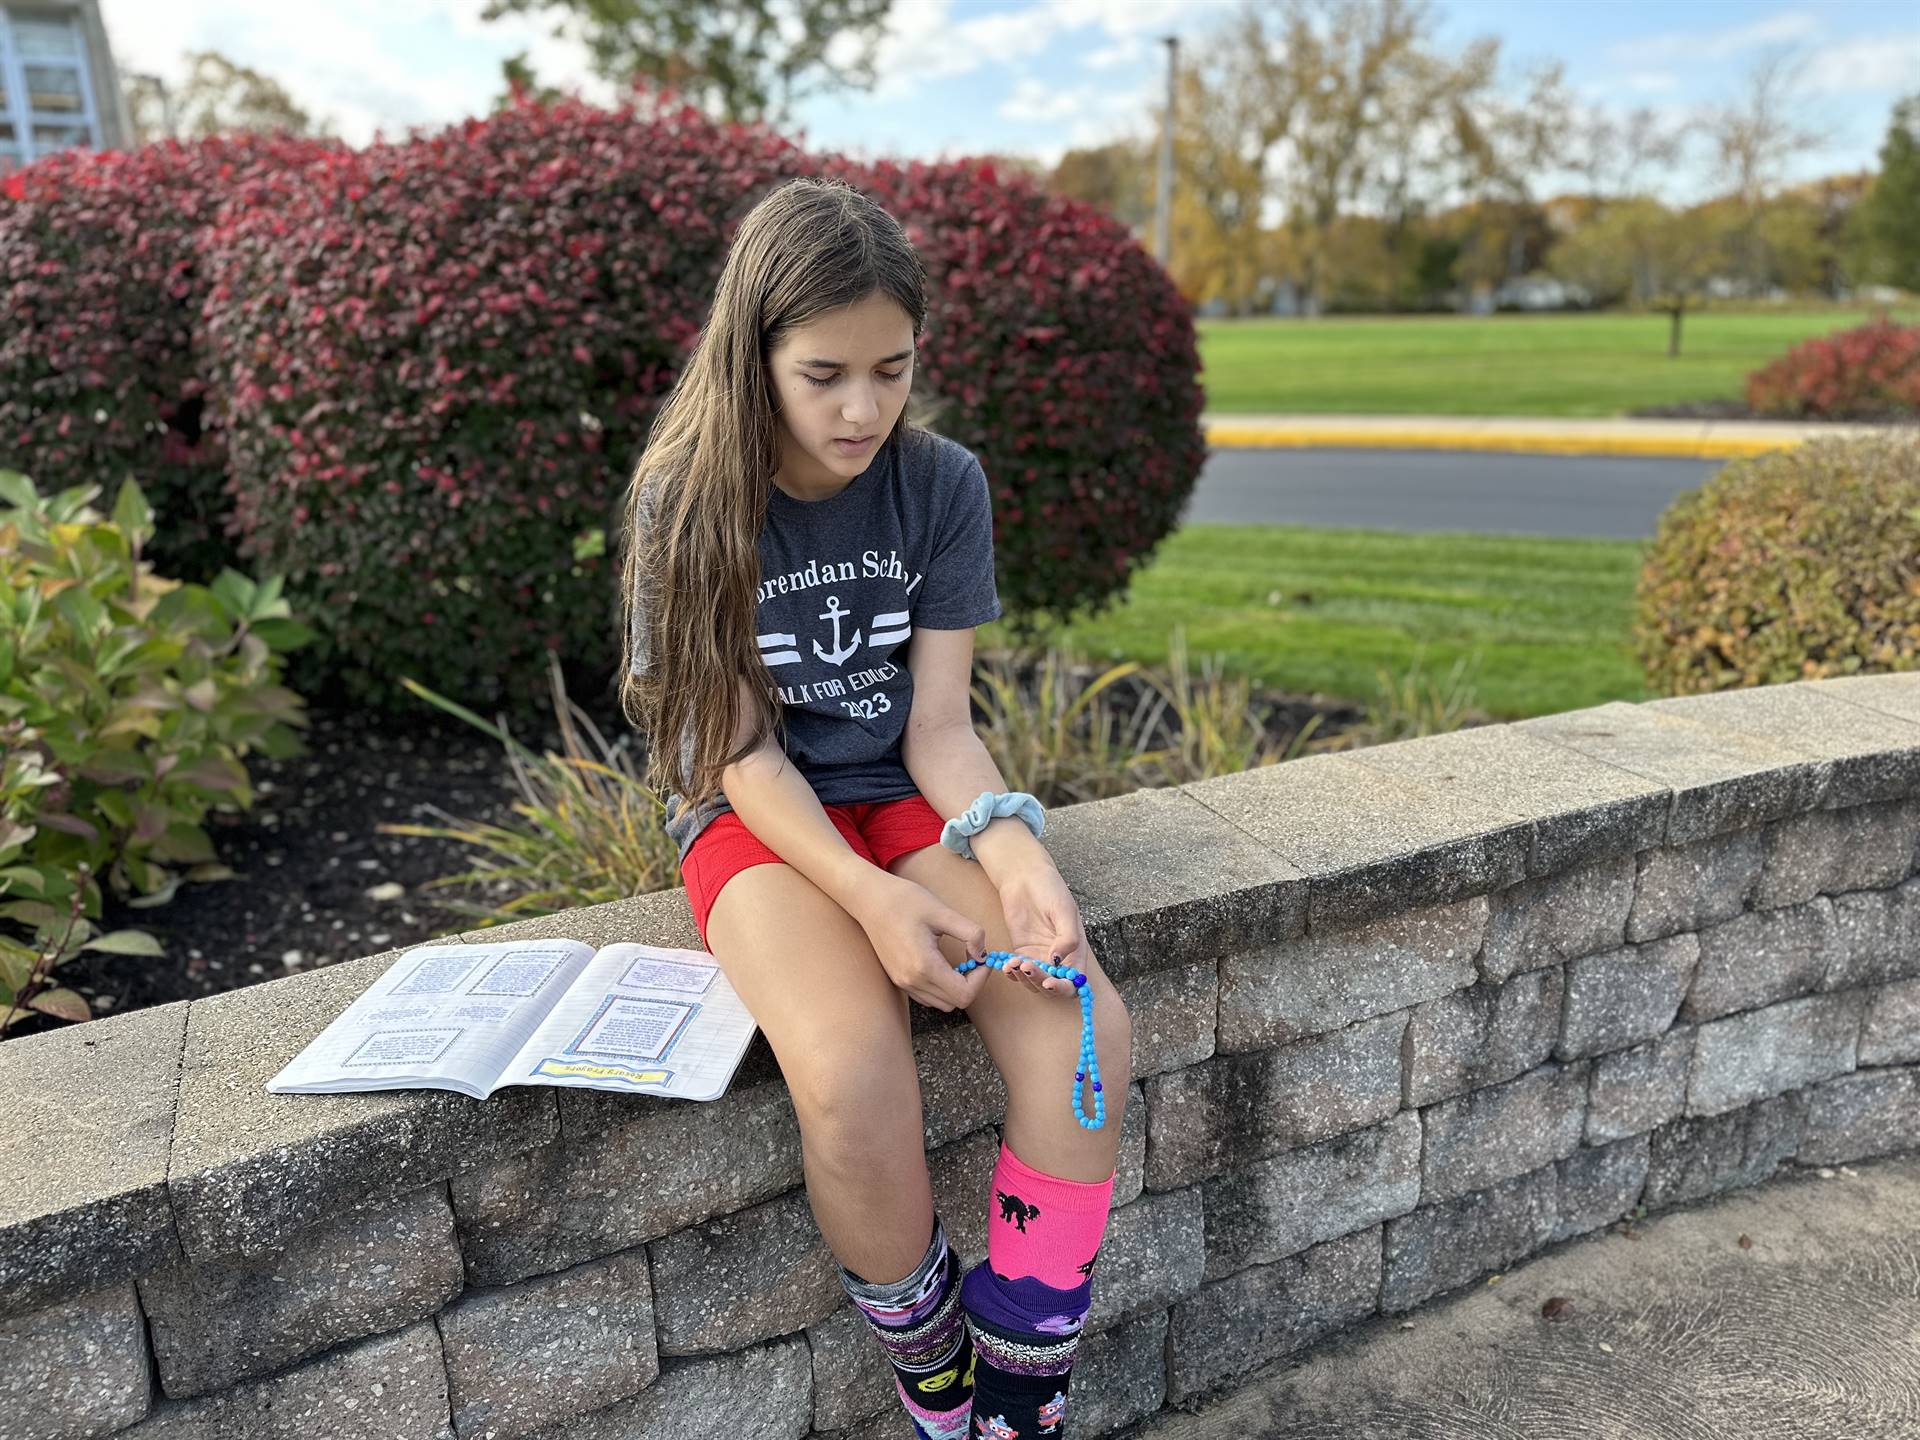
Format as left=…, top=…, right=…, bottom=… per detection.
left=615, top=175, right=937, bottom=821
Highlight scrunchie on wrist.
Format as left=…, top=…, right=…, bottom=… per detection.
left=940, top=790, right=1046, bottom=861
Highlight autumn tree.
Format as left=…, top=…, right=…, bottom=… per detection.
left=1703, top=47, right=1827, bottom=295
left=1563, top=105, right=1689, bottom=206
left=1047, top=139, right=1156, bottom=233
left=1548, top=199, right=1731, bottom=355
left=479, top=0, right=894, bottom=126
left=123, top=50, right=322, bottom=143
left=1154, top=6, right=1296, bottom=313
left=1166, top=0, right=1557, bottom=316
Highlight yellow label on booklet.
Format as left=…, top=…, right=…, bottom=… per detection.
left=531, top=1059, right=675, bottom=1086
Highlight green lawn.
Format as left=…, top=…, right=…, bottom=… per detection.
left=1197, top=306, right=1920, bottom=417
left=981, top=522, right=1656, bottom=722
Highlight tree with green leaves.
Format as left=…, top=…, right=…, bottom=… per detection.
left=1858, top=94, right=1920, bottom=291
left=480, top=0, right=894, bottom=126
left=1548, top=198, right=1732, bottom=356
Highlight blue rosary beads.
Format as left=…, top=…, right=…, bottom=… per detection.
left=954, top=949, right=1105, bottom=1129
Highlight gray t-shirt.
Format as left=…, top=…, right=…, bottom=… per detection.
left=629, top=425, right=1003, bottom=867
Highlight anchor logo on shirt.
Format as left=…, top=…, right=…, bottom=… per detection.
left=813, top=595, right=862, bottom=667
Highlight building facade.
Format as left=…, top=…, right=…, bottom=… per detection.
left=1, top=0, right=130, bottom=173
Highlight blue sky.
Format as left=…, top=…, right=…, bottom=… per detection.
left=99, top=1, right=1920, bottom=202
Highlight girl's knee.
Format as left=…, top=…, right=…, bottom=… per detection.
left=785, top=1021, right=923, bottom=1146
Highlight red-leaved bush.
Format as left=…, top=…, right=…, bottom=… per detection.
left=0, top=134, right=343, bottom=583
left=1745, top=319, right=1920, bottom=419
left=6, top=94, right=1205, bottom=727
left=198, top=94, right=810, bottom=716
left=841, top=154, right=1205, bottom=623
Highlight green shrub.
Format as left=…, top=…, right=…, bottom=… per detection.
left=0, top=470, right=312, bottom=1035
left=1633, top=434, right=1920, bottom=695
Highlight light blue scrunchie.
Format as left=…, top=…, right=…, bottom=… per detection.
left=941, top=789, right=1046, bottom=861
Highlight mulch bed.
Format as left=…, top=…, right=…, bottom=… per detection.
left=9, top=657, right=1369, bottom=1043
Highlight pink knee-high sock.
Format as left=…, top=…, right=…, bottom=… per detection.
left=959, top=1139, right=1117, bottom=1439
left=985, top=1137, right=1116, bottom=1289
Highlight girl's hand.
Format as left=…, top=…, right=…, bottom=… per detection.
left=992, top=864, right=1089, bottom=998
left=850, top=873, right=993, bottom=1013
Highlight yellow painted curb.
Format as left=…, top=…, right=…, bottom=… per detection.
left=1203, top=425, right=1805, bottom=460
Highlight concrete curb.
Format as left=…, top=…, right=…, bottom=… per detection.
left=1202, top=415, right=1910, bottom=460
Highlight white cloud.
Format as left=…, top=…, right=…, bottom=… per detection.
left=1607, top=10, right=1818, bottom=65
left=1002, top=73, right=1158, bottom=168
left=852, top=0, right=1232, bottom=99
left=100, top=0, right=607, bottom=146
left=1085, top=36, right=1147, bottom=69
left=1802, top=32, right=1920, bottom=94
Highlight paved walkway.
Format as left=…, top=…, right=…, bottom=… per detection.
left=1121, top=1152, right=1920, bottom=1440
left=1202, top=412, right=1909, bottom=459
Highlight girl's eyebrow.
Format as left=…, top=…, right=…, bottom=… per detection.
left=797, top=348, right=915, bottom=367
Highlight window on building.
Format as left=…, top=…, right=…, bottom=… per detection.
left=0, top=9, right=100, bottom=172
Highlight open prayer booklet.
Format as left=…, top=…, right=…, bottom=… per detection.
left=266, top=938, right=759, bottom=1102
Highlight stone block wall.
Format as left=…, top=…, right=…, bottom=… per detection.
left=4, top=675, right=1918, bottom=1439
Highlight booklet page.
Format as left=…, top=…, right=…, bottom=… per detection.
left=266, top=940, right=595, bottom=1098
left=497, top=942, right=758, bottom=1101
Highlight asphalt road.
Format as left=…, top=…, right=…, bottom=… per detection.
left=1184, top=448, right=1725, bottom=540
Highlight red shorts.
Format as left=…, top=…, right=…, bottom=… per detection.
left=680, top=793, right=946, bottom=949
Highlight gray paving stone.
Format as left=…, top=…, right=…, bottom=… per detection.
left=1796, top=1065, right=1920, bottom=1166
left=1806, top=672, right=1920, bottom=729
left=138, top=1180, right=463, bottom=1398
left=0, top=1280, right=151, bottom=1440
left=1517, top=699, right=1831, bottom=845
left=1199, top=1111, right=1420, bottom=1280
left=1752, top=797, right=1920, bottom=907
left=650, top=1186, right=841, bottom=1357
left=1687, top=991, right=1867, bottom=1116
left=1142, top=1014, right=1407, bottom=1188
left=1588, top=1027, right=1695, bottom=1144
left=1405, top=966, right=1564, bottom=1107
left=452, top=1079, right=802, bottom=1288
left=1220, top=893, right=1483, bottom=1051
left=0, top=999, right=189, bottom=1319
left=1167, top=1226, right=1381, bottom=1406
left=1121, top=958, right=1216, bottom=1079
left=1826, top=876, right=1920, bottom=989
left=1644, top=1092, right=1809, bottom=1209
left=1182, top=751, right=1530, bottom=930
left=1553, top=1133, right=1651, bottom=1243
left=168, top=941, right=557, bottom=1266
left=1561, top=932, right=1699, bottom=1059
left=1382, top=1165, right=1559, bottom=1312
left=519, top=1334, right=810, bottom=1440
left=439, top=1246, right=657, bottom=1438
left=114, top=1320, right=450, bottom=1440
left=1682, top=898, right=1838, bottom=1023
left=1860, top=978, right=1920, bottom=1066
left=1421, top=1060, right=1591, bottom=1203
left=1626, top=827, right=1766, bottom=943
left=1480, top=851, right=1635, bottom=982
left=1342, top=720, right=1669, bottom=876
left=1645, top=682, right=1920, bottom=810
left=1069, top=1307, right=1171, bottom=1439
left=1082, top=1186, right=1208, bottom=1337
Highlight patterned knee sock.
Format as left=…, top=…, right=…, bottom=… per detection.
left=836, top=1212, right=977, bottom=1440
left=960, top=1139, right=1117, bottom=1439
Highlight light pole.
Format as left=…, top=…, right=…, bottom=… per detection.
left=1155, top=34, right=1177, bottom=267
